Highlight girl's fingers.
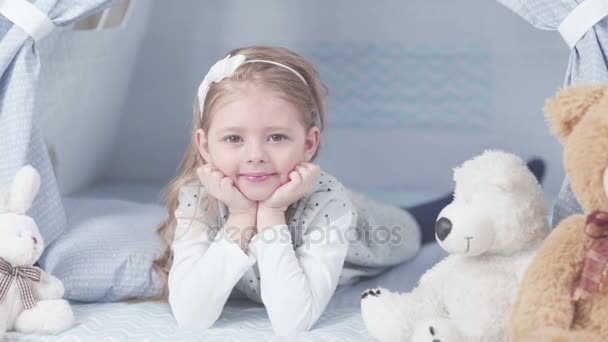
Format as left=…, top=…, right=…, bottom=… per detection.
left=273, top=174, right=299, bottom=202
left=220, top=177, right=233, bottom=188
left=196, top=166, right=206, bottom=178
left=295, top=165, right=308, bottom=177
left=210, top=171, right=223, bottom=180
left=301, top=162, right=318, bottom=172
left=289, top=170, right=302, bottom=183
left=197, top=165, right=218, bottom=183
left=198, top=164, right=222, bottom=178
left=296, top=164, right=319, bottom=186
left=299, top=163, right=320, bottom=182
left=197, top=168, right=212, bottom=186
left=307, top=164, right=320, bottom=179
left=199, top=167, right=231, bottom=197
left=276, top=171, right=301, bottom=195
left=300, top=162, right=313, bottom=169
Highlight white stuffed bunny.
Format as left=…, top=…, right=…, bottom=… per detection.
left=0, top=165, right=74, bottom=339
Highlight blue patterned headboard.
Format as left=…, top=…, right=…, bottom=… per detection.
left=306, top=42, right=492, bottom=130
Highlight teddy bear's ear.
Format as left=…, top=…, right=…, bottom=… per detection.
left=8, top=165, right=41, bottom=215
left=544, top=85, right=607, bottom=142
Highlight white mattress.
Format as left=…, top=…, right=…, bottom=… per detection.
left=7, top=243, right=446, bottom=341
left=8, top=182, right=447, bottom=340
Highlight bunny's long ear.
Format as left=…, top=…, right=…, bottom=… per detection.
left=8, top=165, right=41, bottom=214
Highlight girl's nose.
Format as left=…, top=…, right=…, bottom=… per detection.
left=247, top=158, right=265, bottom=163
left=246, top=143, right=267, bottom=163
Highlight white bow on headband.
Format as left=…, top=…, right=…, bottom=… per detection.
left=197, top=54, right=308, bottom=118
left=197, top=54, right=246, bottom=115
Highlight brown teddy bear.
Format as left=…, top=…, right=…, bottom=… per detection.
left=510, top=84, right=608, bottom=342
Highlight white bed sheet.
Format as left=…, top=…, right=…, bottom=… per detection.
left=7, top=182, right=447, bottom=341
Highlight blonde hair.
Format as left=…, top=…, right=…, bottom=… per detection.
left=153, top=46, right=328, bottom=299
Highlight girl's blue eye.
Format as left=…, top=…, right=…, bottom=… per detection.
left=225, top=135, right=242, bottom=143
left=270, top=134, right=287, bottom=142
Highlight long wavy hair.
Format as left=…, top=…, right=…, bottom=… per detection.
left=152, top=46, right=328, bottom=299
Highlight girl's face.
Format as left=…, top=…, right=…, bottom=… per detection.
left=196, top=85, right=320, bottom=201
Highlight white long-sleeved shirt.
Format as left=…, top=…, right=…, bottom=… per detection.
left=168, top=171, right=353, bottom=336
left=168, top=171, right=420, bottom=336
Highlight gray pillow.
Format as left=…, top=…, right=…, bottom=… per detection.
left=39, top=197, right=165, bottom=302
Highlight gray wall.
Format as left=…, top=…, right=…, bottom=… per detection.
left=42, top=0, right=571, bottom=204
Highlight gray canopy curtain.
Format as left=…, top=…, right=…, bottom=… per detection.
left=497, top=0, right=608, bottom=226
left=0, top=0, right=115, bottom=245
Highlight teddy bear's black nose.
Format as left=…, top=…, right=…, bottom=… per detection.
left=435, top=217, right=452, bottom=241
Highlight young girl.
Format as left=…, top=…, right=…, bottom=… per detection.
left=153, top=46, right=422, bottom=336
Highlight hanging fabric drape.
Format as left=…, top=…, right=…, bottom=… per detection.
left=0, top=0, right=114, bottom=245
left=496, top=0, right=608, bottom=226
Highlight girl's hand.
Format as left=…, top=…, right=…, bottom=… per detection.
left=259, top=162, right=321, bottom=212
left=197, top=165, right=257, bottom=215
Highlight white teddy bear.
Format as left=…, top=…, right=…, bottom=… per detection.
left=360, top=150, right=550, bottom=342
left=0, top=165, right=74, bottom=339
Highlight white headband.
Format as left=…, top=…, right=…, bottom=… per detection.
left=197, top=54, right=308, bottom=117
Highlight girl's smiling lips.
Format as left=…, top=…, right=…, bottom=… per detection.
left=240, top=172, right=276, bottom=183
